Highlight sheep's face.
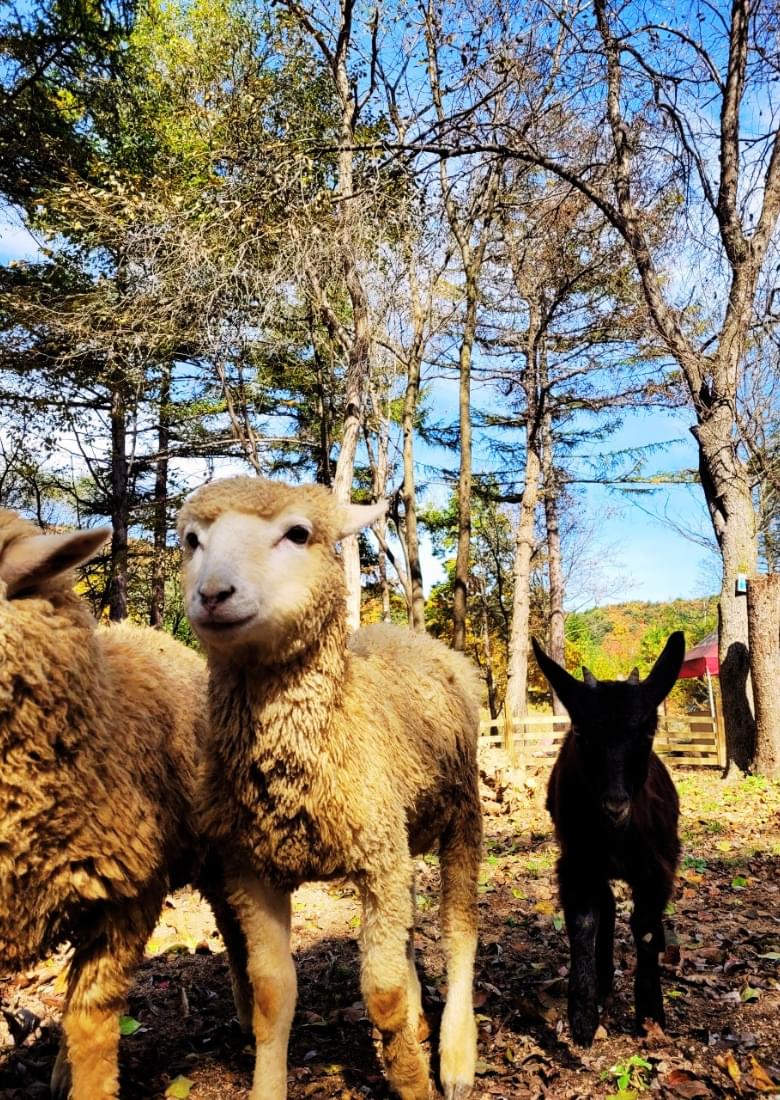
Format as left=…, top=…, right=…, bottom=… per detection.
left=533, top=632, right=685, bottom=827
left=178, top=477, right=387, bottom=660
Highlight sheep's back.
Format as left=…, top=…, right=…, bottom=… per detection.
left=345, top=623, right=481, bottom=850
left=0, top=607, right=206, bottom=969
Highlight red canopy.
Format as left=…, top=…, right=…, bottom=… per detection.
left=678, top=630, right=719, bottom=679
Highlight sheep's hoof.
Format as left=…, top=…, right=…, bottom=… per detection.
left=443, top=1083, right=472, bottom=1100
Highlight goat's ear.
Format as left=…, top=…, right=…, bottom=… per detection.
left=0, top=527, right=111, bottom=597
left=643, top=631, right=686, bottom=708
left=337, top=499, right=389, bottom=539
left=532, top=637, right=588, bottom=716
left=582, top=666, right=597, bottom=688
left=627, top=666, right=640, bottom=685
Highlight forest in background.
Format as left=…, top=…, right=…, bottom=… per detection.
left=1, top=0, right=779, bottom=773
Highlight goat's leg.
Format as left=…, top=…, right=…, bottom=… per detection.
left=630, top=879, right=667, bottom=1033
left=53, top=894, right=162, bottom=1100
left=226, top=871, right=296, bottom=1100
left=596, top=881, right=616, bottom=1001
left=438, top=796, right=481, bottom=1100
left=560, top=859, right=601, bottom=1047
left=360, top=857, right=430, bottom=1100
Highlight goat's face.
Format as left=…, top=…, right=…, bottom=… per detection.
left=533, top=633, right=686, bottom=827
left=178, top=477, right=387, bottom=660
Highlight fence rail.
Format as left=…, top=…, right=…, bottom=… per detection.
left=479, top=710, right=725, bottom=768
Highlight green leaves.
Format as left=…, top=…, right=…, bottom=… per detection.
left=118, top=1015, right=141, bottom=1036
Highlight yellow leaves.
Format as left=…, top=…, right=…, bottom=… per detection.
left=165, top=1076, right=193, bottom=1098
left=532, top=899, right=556, bottom=915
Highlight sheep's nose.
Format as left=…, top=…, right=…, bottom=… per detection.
left=198, top=584, right=236, bottom=613
left=603, top=797, right=631, bottom=826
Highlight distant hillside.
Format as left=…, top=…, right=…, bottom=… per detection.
left=562, top=596, right=718, bottom=680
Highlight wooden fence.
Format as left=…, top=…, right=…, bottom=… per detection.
left=479, top=709, right=726, bottom=768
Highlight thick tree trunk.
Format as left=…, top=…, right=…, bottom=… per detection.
left=108, top=381, right=129, bottom=622
left=505, top=445, right=541, bottom=721
left=149, top=365, right=170, bottom=629
left=747, top=574, right=780, bottom=778
left=694, top=403, right=758, bottom=770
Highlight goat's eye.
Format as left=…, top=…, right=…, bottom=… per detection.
left=285, top=525, right=310, bottom=546
left=186, top=532, right=200, bottom=551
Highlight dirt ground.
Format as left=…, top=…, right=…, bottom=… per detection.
left=1, top=767, right=779, bottom=1100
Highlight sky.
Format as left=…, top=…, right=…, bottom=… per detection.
left=0, top=213, right=718, bottom=609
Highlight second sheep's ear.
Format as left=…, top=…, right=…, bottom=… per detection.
left=337, top=498, right=389, bottom=540
left=0, top=528, right=111, bottom=597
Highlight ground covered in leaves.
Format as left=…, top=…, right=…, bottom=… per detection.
left=1, top=768, right=779, bottom=1100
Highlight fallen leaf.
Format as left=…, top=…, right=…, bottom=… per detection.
left=662, top=1068, right=712, bottom=1098
left=165, top=1076, right=193, bottom=1098
left=118, top=1015, right=141, bottom=1037
left=714, top=1051, right=741, bottom=1089
left=746, top=1057, right=779, bottom=1093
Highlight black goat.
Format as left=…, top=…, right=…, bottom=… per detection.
left=532, top=632, right=685, bottom=1047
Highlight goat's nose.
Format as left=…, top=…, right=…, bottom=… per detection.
left=603, top=797, right=631, bottom=825
left=198, top=584, right=236, bottom=613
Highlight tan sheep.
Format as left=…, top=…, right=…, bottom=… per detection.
left=178, top=476, right=483, bottom=1100
left=0, top=509, right=251, bottom=1100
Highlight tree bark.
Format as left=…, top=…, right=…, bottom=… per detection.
left=541, top=407, right=566, bottom=714
left=452, top=283, right=477, bottom=651
left=149, top=365, right=170, bottom=628
left=108, top=379, right=129, bottom=622
left=747, top=574, right=780, bottom=778
left=505, top=444, right=541, bottom=721
left=401, top=313, right=426, bottom=631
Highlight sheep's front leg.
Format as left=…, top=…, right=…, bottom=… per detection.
left=438, top=798, right=481, bottom=1100
left=227, top=871, right=296, bottom=1100
left=52, top=896, right=161, bottom=1100
left=559, top=858, right=601, bottom=1047
left=630, top=880, right=667, bottom=1033
left=360, top=861, right=430, bottom=1100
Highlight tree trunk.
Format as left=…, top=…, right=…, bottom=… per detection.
left=747, top=573, right=780, bottom=778
left=505, top=445, right=541, bottom=720
left=694, top=402, right=758, bottom=770
left=479, top=578, right=499, bottom=726
left=541, top=403, right=566, bottom=714
left=402, top=351, right=426, bottom=631
left=452, top=286, right=477, bottom=651
left=108, top=380, right=129, bottom=622
left=149, top=365, right=170, bottom=628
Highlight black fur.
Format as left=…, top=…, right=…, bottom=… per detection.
left=532, top=632, right=685, bottom=1046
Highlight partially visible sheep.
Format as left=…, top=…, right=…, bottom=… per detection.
left=178, top=476, right=483, bottom=1100
left=0, top=509, right=250, bottom=1099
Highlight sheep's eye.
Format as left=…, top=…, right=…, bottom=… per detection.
left=186, top=532, right=200, bottom=550
left=285, top=525, right=310, bottom=545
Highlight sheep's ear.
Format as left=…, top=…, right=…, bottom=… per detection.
left=643, top=631, right=686, bottom=708
left=532, top=637, right=588, bottom=717
left=0, top=528, right=111, bottom=596
left=627, top=666, right=640, bottom=685
left=337, top=499, right=389, bottom=539
left=582, top=666, right=597, bottom=688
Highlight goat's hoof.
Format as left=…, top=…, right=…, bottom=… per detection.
left=569, top=1018, right=597, bottom=1048
left=50, top=1044, right=71, bottom=1100
left=444, top=1084, right=472, bottom=1100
